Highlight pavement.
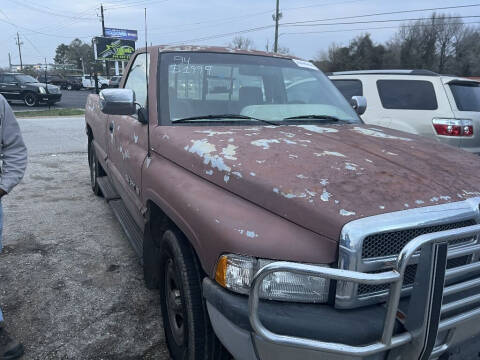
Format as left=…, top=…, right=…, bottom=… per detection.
left=0, top=116, right=170, bottom=359
left=10, top=90, right=91, bottom=111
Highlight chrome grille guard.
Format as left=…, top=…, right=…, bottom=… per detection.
left=248, top=224, right=480, bottom=358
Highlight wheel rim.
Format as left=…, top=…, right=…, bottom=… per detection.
left=24, top=94, right=35, bottom=106
left=67, top=85, right=72, bottom=90
left=165, top=258, right=185, bottom=346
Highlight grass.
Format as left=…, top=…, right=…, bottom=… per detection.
left=14, top=108, right=85, bottom=118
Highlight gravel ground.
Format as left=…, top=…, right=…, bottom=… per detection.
left=0, top=117, right=170, bottom=359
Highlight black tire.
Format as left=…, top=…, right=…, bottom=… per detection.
left=23, top=92, right=38, bottom=107
left=159, top=229, right=230, bottom=360
left=88, top=141, right=103, bottom=197
left=101, top=84, right=108, bottom=89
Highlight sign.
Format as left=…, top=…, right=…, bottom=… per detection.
left=104, top=27, right=138, bottom=41
left=94, top=37, right=135, bottom=62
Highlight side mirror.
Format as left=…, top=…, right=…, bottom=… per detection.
left=99, top=88, right=136, bottom=115
left=350, top=96, right=367, bottom=116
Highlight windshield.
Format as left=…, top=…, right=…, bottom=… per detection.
left=15, top=74, right=38, bottom=83
left=159, top=52, right=360, bottom=124
left=450, top=82, right=480, bottom=112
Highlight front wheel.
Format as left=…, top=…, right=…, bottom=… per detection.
left=159, top=230, right=230, bottom=360
left=88, top=141, right=103, bottom=196
left=23, top=92, right=38, bottom=107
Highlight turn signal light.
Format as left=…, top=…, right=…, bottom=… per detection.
left=433, top=118, right=473, bottom=137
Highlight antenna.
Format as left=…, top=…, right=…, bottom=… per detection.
left=145, top=7, right=151, bottom=158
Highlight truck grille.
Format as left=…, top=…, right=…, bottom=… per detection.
left=358, top=256, right=470, bottom=295
left=362, top=220, right=476, bottom=258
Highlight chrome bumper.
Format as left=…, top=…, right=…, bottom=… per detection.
left=249, top=224, right=480, bottom=359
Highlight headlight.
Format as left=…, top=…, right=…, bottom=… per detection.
left=215, top=254, right=330, bottom=303
left=38, top=86, right=46, bottom=94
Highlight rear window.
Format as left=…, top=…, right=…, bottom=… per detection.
left=449, top=83, right=480, bottom=112
left=331, top=79, right=363, bottom=100
left=377, top=80, right=438, bottom=110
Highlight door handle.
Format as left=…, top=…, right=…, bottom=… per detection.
left=109, top=122, right=114, bottom=132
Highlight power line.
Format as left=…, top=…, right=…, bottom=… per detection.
left=282, top=15, right=480, bottom=28
left=9, top=0, right=97, bottom=21
left=169, top=15, right=480, bottom=45
left=281, top=3, right=480, bottom=26
left=281, top=21, right=480, bottom=36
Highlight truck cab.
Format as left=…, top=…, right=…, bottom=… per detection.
left=85, top=46, right=480, bottom=360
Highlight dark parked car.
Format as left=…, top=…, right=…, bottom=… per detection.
left=0, top=73, right=61, bottom=107
left=41, top=74, right=81, bottom=90
left=109, top=75, right=122, bottom=88
left=65, top=75, right=82, bottom=90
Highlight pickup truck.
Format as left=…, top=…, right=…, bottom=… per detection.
left=85, top=46, right=480, bottom=360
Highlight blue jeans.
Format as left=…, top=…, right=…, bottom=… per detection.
left=0, top=202, right=3, bottom=322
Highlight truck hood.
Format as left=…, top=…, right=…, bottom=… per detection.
left=154, top=124, right=480, bottom=240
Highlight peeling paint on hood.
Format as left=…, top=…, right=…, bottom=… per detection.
left=152, top=124, right=480, bottom=241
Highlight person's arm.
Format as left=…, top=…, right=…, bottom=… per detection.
left=0, top=97, right=27, bottom=196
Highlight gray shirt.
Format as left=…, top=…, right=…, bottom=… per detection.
left=0, top=95, right=27, bottom=193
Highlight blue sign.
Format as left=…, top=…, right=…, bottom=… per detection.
left=104, top=28, right=138, bottom=41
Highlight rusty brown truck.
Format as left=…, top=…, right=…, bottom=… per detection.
left=85, top=46, right=480, bottom=360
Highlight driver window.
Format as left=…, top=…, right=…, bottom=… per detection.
left=124, top=53, right=150, bottom=108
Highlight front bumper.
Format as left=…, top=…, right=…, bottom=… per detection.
left=204, top=278, right=397, bottom=360
left=205, top=224, right=480, bottom=360
left=39, top=93, right=61, bottom=103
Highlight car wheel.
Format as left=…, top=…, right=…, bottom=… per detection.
left=159, top=230, right=230, bottom=360
left=23, top=92, right=38, bottom=107
left=88, top=141, right=103, bottom=197
left=101, top=84, right=108, bottom=89
left=66, top=84, right=73, bottom=90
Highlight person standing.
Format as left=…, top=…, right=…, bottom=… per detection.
left=0, top=94, right=27, bottom=359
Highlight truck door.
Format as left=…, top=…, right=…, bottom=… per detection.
left=106, top=53, right=150, bottom=227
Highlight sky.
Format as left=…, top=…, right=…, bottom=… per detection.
left=0, top=0, right=478, bottom=68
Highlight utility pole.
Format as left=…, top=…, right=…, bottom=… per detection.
left=8, top=53, right=12, bottom=72
left=273, top=0, right=282, bottom=53
left=16, top=32, right=23, bottom=71
left=100, top=4, right=110, bottom=78
left=100, top=4, right=105, bottom=36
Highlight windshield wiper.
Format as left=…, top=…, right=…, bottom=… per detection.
left=172, top=114, right=279, bottom=126
left=283, top=114, right=342, bottom=122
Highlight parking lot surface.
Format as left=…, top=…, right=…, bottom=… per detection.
left=0, top=117, right=169, bottom=359
left=10, top=90, right=91, bottom=111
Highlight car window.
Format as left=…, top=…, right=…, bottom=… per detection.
left=2, top=74, right=16, bottom=83
left=377, top=80, right=438, bottom=110
left=449, top=82, right=480, bottom=112
left=161, top=52, right=360, bottom=124
left=331, top=79, right=363, bottom=100
left=124, top=53, right=150, bottom=108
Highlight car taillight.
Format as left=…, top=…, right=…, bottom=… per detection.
left=432, top=118, right=473, bottom=137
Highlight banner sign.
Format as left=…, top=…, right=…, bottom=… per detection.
left=104, top=28, right=138, bottom=41
left=94, top=37, right=135, bottom=61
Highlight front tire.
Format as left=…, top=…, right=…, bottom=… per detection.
left=159, top=230, right=229, bottom=360
left=88, top=141, right=103, bottom=197
left=23, top=92, right=38, bottom=107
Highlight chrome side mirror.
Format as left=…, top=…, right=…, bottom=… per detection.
left=99, top=88, right=136, bottom=115
left=350, top=96, right=367, bottom=116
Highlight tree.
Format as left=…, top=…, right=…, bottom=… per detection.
left=313, top=12, right=480, bottom=76
left=229, top=36, right=255, bottom=50
left=54, top=38, right=98, bottom=74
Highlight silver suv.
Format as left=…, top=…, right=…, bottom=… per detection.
left=329, top=70, right=480, bottom=154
